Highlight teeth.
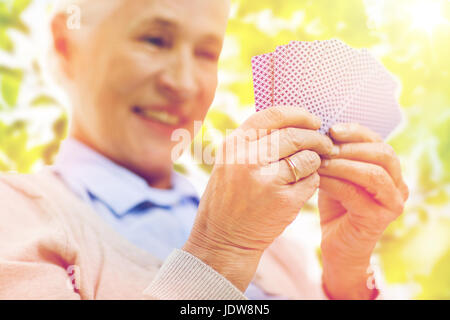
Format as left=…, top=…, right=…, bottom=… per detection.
left=138, top=108, right=180, bottom=125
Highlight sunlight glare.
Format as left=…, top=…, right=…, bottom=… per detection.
left=408, top=0, right=447, bottom=36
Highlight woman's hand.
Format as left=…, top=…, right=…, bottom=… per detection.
left=183, top=106, right=334, bottom=291
left=318, top=123, right=409, bottom=299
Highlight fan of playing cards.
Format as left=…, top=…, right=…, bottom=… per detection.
left=251, top=39, right=403, bottom=139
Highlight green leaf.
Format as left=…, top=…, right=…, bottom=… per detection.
left=206, top=109, right=238, bottom=135
left=191, top=125, right=215, bottom=174
left=416, top=250, right=450, bottom=299
left=52, top=114, right=68, bottom=140
left=10, top=18, right=29, bottom=34
left=425, top=189, right=449, bottom=206
left=0, top=0, right=30, bottom=34
left=0, top=4, right=11, bottom=26
left=0, top=65, right=22, bottom=78
left=0, top=28, right=13, bottom=52
left=379, top=217, right=450, bottom=296
left=12, top=0, right=32, bottom=17
left=1, top=69, right=22, bottom=106
left=30, top=94, right=60, bottom=107
left=173, top=163, right=188, bottom=175
left=42, top=141, right=61, bottom=165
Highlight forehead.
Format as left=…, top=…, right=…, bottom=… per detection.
left=116, top=0, right=230, bottom=37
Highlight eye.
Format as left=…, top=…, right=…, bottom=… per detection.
left=144, top=36, right=170, bottom=48
left=196, top=49, right=220, bottom=61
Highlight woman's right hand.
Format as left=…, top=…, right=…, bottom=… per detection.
left=183, top=106, right=335, bottom=291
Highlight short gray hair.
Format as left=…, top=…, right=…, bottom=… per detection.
left=46, top=0, right=121, bottom=88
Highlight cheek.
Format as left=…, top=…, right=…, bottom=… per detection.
left=105, top=47, right=160, bottom=97
left=205, top=74, right=218, bottom=101
left=181, top=70, right=217, bottom=139
left=197, top=67, right=218, bottom=113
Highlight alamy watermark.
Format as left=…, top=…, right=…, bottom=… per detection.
left=171, top=121, right=282, bottom=175
left=66, top=5, right=81, bottom=30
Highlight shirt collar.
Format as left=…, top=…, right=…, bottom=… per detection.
left=52, top=138, right=199, bottom=216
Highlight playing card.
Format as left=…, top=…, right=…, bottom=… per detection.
left=294, top=40, right=333, bottom=132
left=273, top=44, right=290, bottom=106
left=334, top=49, right=402, bottom=139
left=326, top=47, right=369, bottom=129
left=251, top=40, right=403, bottom=139
left=318, top=39, right=361, bottom=133
left=283, top=41, right=311, bottom=107
left=251, top=52, right=274, bottom=111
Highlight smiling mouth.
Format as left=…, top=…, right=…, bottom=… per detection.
left=132, top=106, right=181, bottom=126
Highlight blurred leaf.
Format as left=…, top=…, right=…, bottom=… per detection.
left=0, top=0, right=30, bottom=34
left=0, top=28, right=13, bottom=52
left=416, top=250, right=450, bottom=299
left=30, top=94, right=60, bottom=107
left=52, top=114, right=68, bottom=140
left=173, top=163, right=188, bottom=175
left=42, top=141, right=60, bottom=165
left=12, top=0, right=32, bottom=17
left=206, top=109, right=238, bottom=135
left=1, top=68, right=22, bottom=106
left=0, top=65, right=22, bottom=77
left=379, top=217, right=450, bottom=294
left=425, top=189, right=449, bottom=206
left=190, top=125, right=215, bottom=174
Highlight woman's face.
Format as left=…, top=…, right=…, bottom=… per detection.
left=64, top=0, right=229, bottom=181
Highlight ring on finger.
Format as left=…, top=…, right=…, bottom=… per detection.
left=284, top=156, right=301, bottom=183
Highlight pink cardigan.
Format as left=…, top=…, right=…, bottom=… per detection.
left=0, top=169, right=326, bottom=299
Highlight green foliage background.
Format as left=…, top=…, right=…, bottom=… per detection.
left=0, top=0, right=449, bottom=298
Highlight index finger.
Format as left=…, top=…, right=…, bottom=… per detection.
left=329, top=123, right=383, bottom=143
left=328, top=142, right=409, bottom=201
left=240, top=106, right=322, bottom=136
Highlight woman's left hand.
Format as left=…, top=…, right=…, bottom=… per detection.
left=317, top=123, right=409, bottom=299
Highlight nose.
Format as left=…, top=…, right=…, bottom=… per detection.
left=156, top=47, right=198, bottom=103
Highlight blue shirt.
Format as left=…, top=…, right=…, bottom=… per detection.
left=52, top=138, right=283, bottom=299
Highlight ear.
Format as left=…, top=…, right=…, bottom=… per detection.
left=51, top=12, right=73, bottom=78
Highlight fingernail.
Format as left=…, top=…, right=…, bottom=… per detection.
left=374, top=133, right=383, bottom=142
left=332, top=123, right=346, bottom=134
left=314, top=116, right=322, bottom=127
left=330, top=145, right=340, bottom=157
left=321, top=159, right=330, bottom=168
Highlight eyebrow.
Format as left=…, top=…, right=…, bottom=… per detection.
left=147, top=18, right=176, bottom=29
left=199, top=35, right=223, bottom=48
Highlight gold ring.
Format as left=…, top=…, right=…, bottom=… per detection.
left=284, top=157, right=301, bottom=183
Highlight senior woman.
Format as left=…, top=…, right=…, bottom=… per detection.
left=0, top=0, right=408, bottom=300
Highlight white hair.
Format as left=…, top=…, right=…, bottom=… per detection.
left=52, top=0, right=84, bottom=12
left=51, top=0, right=118, bottom=26
left=45, top=0, right=120, bottom=90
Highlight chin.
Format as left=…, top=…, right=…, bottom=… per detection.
left=139, top=142, right=174, bottom=165
left=118, top=149, right=172, bottom=183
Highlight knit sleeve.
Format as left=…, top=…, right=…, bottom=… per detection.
left=143, top=249, right=247, bottom=300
